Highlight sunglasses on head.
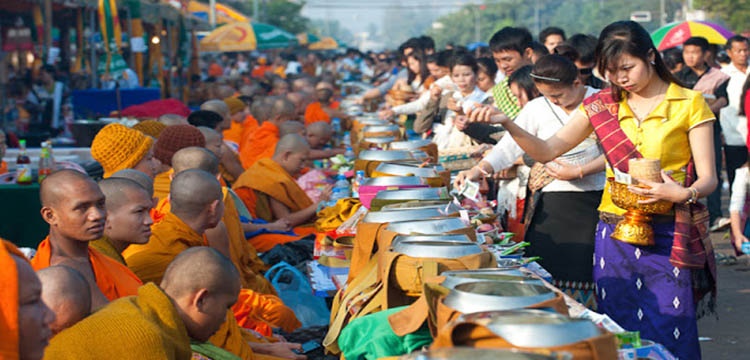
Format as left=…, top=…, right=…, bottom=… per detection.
left=579, top=67, right=593, bottom=75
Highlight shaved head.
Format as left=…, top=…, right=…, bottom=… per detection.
left=279, top=120, right=305, bottom=137
left=273, top=134, right=310, bottom=177
left=40, top=169, right=96, bottom=207
left=197, top=127, right=224, bottom=159
left=98, top=178, right=150, bottom=212
left=158, top=113, right=188, bottom=126
left=251, top=96, right=272, bottom=122
left=172, top=147, right=220, bottom=175
left=274, top=133, right=311, bottom=156
left=306, top=121, right=334, bottom=149
left=200, top=100, right=230, bottom=119
left=110, top=169, right=154, bottom=196
left=170, top=169, right=223, bottom=219
left=160, top=247, right=240, bottom=342
left=269, top=97, right=296, bottom=123
left=38, top=266, right=91, bottom=335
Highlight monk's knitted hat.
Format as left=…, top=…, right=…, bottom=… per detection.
left=133, top=120, right=167, bottom=139
left=154, top=125, right=205, bottom=166
left=224, top=97, right=246, bottom=115
left=91, top=123, right=154, bottom=178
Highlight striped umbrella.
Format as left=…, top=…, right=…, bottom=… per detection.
left=651, top=20, right=734, bottom=51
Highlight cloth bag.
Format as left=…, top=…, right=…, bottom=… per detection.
left=265, top=262, right=330, bottom=328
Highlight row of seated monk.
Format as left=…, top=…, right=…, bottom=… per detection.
left=1, top=129, right=338, bottom=359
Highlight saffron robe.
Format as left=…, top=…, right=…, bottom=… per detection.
left=239, top=122, right=279, bottom=169
left=0, top=240, right=26, bottom=360
left=89, top=237, right=127, bottom=265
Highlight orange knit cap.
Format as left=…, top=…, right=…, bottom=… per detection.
left=133, top=120, right=167, bottom=138
left=224, top=97, right=246, bottom=116
left=0, top=239, right=28, bottom=359
left=91, top=123, right=154, bottom=178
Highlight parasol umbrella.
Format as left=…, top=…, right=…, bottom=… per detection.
left=199, top=22, right=257, bottom=52
left=308, top=37, right=339, bottom=50
left=251, top=22, right=298, bottom=49
left=188, top=0, right=249, bottom=24
left=297, top=32, right=321, bottom=45
left=651, top=20, right=734, bottom=51
left=467, top=41, right=488, bottom=51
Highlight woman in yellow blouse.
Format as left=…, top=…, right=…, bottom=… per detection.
left=464, top=21, right=716, bottom=359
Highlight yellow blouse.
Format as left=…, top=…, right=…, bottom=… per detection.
left=581, top=83, right=715, bottom=215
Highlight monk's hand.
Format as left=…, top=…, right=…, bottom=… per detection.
left=265, top=342, right=307, bottom=360
left=268, top=219, right=291, bottom=232
left=628, top=170, right=691, bottom=204
left=454, top=115, right=469, bottom=131
left=319, top=184, right=333, bottom=202
left=544, top=160, right=580, bottom=181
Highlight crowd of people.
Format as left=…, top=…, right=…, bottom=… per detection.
left=3, top=18, right=750, bottom=360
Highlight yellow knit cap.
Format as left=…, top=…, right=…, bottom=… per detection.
left=224, top=97, right=246, bottom=115
left=133, top=120, right=167, bottom=138
left=91, top=123, right=154, bottom=178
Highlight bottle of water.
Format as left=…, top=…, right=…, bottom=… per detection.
left=352, top=170, right=365, bottom=198
left=342, top=131, right=351, bottom=147
left=331, top=117, right=342, bottom=135
left=344, top=146, right=355, bottom=162
left=334, top=174, right=351, bottom=198
left=328, top=188, right=344, bottom=207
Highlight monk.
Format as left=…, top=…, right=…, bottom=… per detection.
left=43, top=247, right=244, bottom=360
left=303, top=82, right=345, bottom=125
left=89, top=178, right=154, bottom=265
left=32, top=170, right=143, bottom=310
left=110, top=168, right=154, bottom=196
left=38, top=266, right=92, bottom=335
left=239, top=97, right=296, bottom=168
left=0, top=239, right=55, bottom=360
left=223, top=96, right=249, bottom=147
left=0, top=129, right=7, bottom=174
left=90, top=123, right=161, bottom=179
left=158, top=113, right=188, bottom=126
left=200, top=99, right=232, bottom=131
left=152, top=124, right=206, bottom=202
left=191, top=108, right=245, bottom=184
left=306, top=121, right=345, bottom=160
left=234, top=134, right=330, bottom=250
left=144, top=150, right=300, bottom=331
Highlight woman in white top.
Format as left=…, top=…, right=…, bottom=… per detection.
left=729, top=164, right=750, bottom=254
left=456, top=54, right=606, bottom=308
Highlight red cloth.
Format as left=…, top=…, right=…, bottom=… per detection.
left=120, top=99, right=191, bottom=119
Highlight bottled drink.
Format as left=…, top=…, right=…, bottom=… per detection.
left=342, top=131, right=351, bottom=147
left=334, top=174, right=351, bottom=198
left=328, top=187, right=344, bottom=207
left=15, top=140, right=32, bottom=185
left=344, top=146, right=355, bottom=162
left=38, top=141, right=55, bottom=183
left=331, top=118, right=342, bottom=147
left=352, top=170, right=365, bottom=198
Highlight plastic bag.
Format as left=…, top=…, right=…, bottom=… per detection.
left=265, top=261, right=330, bottom=328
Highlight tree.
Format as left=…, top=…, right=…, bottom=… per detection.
left=694, top=0, right=750, bottom=33
left=229, top=0, right=310, bottom=34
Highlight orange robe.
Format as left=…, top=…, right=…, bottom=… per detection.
left=31, top=237, right=142, bottom=300
left=153, top=169, right=173, bottom=203
left=89, top=237, right=126, bottom=265
left=123, top=211, right=300, bottom=335
left=1, top=239, right=25, bottom=359
left=233, top=158, right=317, bottom=251
left=0, top=160, right=7, bottom=175
left=208, top=63, right=223, bottom=77
left=223, top=120, right=245, bottom=148
left=239, top=121, right=279, bottom=169
left=303, top=101, right=340, bottom=126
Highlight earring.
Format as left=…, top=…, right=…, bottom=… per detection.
left=650, top=60, right=656, bottom=65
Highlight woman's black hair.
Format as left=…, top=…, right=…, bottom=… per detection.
left=595, top=21, right=680, bottom=101
left=661, top=48, right=684, bottom=72
left=531, top=54, right=579, bottom=86
left=476, top=57, right=498, bottom=79
left=449, top=52, right=478, bottom=74
left=508, top=65, right=540, bottom=101
left=187, top=110, right=223, bottom=129
left=406, top=51, right=429, bottom=87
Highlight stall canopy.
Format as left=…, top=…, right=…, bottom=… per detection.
left=309, top=37, right=339, bottom=50
left=297, top=32, right=320, bottom=45
left=188, top=0, right=249, bottom=24
left=199, top=22, right=257, bottom=52
left=252, top=22, right=297, bottom=49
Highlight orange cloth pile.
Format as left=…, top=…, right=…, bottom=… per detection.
left=303, top=101, right=340, bottom=126
left=31, top=237, right=142, bottom=300
left=239, top=122, right=279, bottom=169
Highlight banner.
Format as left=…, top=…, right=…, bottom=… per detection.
left=98, top=0, right=123, bottom=75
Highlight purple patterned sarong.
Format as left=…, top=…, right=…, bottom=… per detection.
left=594, top=220, right=700, bottom=360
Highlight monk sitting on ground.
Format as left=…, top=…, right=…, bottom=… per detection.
left=90, top=123, right=161, bottom=179
left=43, top=247, right=243, bottom=360
left=0, top=239, right=55, bottom=360
left=193, top=104, right=246, bottom=184
left=110, top=168, right=155, bottom=197
left=38, top=266, right=91, bottom=335
left=158, top=113, right=188, bottom=126
left=89, top=178, right=154, bottom=265
left=306, top=121, right=346, bottom=159
left=304, top=82, right=347, bottom=125
left=239, top=97, right=296, bottom=168
left=31, top=170, right=143, bottom=309
left=152, top=124, right=206, bottom=201
left=222, top=96, right=250, bottom=149
left=234, top=134, right=331, bottom=249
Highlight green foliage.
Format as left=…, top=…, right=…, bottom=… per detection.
left=230, top=0, right=310, bottom=34
left=694, top=0, right=750, bottom=33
